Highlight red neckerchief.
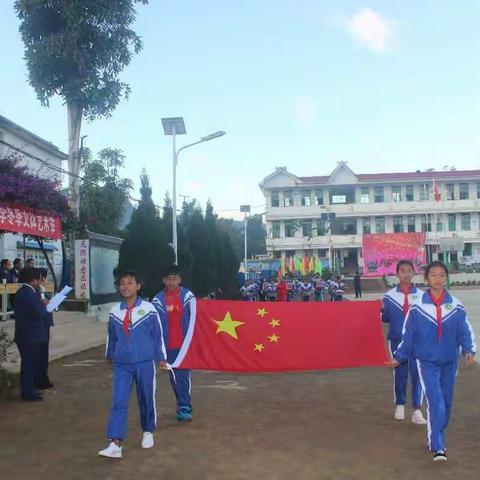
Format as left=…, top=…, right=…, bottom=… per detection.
left=123, top=305, right=135, bottom=336
left=399, top=284, right=412, bottom=316
left=429, top=289, right=446, bottom=341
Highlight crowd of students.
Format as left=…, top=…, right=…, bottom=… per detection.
left=240, top=275, right=346, bottom=302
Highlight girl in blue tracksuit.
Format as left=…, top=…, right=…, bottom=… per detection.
left=98, top=270, right=167, bottom=459
left=152, top=266, right=196, bottom=422
left=382, top=260, right=425, bottom=424
left=387, top=261, right=476, bottom=462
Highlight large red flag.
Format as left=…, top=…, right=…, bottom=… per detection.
left=172, top=300, right=387, bottom=372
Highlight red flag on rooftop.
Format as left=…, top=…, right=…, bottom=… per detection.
left=171, top=300, right=387, bottom=372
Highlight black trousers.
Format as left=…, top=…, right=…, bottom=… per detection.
left=355, top=286, right=362, bottom=298
left=36, top=327, right=51, bottom=388
left=17, top=342, right=43, bottom=399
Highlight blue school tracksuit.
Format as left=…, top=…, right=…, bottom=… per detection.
left=394, top=291, right=476, bottom=452
left=105, top=298, right=166, bottom=440
left=383, top=285, right=423, bottom=408
left=152, top=288, right=196, bottom=412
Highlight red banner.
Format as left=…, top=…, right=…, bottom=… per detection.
left=0, top=203, right=62, bottom=239
left=172, top=300, right=387, bottom=372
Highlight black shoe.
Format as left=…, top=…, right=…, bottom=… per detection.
left=22, top=395, right=44, bottom=402
left=433, top=451, right=447, bottom=462
left=37, top=382, right=54, bottom=390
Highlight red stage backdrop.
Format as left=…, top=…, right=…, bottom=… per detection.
left=362, top=232, right=426, bottom=277
left=171, top=300, right=387, bottom=372
left=0, top=204, right=62, bottom=239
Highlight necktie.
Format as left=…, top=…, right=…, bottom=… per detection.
left=429, top=290, right=446, bottom=341
left=400, top=286, right=411, bottom=316
left=123, top=307, right=133, bottom=336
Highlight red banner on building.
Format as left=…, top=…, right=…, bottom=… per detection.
left=0, top=203, right=62, bottom=239
left=362, top=232, right=426, bottom=277
left=171, top=300, right=387, bottom=372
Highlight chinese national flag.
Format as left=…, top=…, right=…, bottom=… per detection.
left=172, top=300, right=387, bottom=372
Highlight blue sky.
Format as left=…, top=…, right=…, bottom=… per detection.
left=1, top=1, right=479, bottom=219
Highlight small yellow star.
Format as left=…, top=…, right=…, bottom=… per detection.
left=254, top=343, right=264, bottom=352
left=268, top=333, right=280, bottom=343
left=214, top=312, right=245, bottom=339
left=269, top=319, right=280, bottom=327
left=257, top=308, right=267, bottom=317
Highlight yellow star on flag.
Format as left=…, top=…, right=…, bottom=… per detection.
left=268, top=333, right=280, bottom=343
left=254, top=343, right=264, bottom=352
left=269, top=319, right=280, bottom=328
left=257, top=308, right=267, bottom=317
left=214, top=312, right=245, bottom=339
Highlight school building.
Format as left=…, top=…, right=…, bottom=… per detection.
left=260, top=162, right=480, bottom=275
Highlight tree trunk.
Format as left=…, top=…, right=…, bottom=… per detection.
left=67, top=100, right=83, bottom=218
left=35, top=237, right=58, bottom=293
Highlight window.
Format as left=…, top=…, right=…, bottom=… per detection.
left=285, top=221, right=296, bottom=237
left=436, top=218, right=443, bottom=232
left=421, top=215, right=432, bottom=232
left=407, top=215, right=416, bottom=232
left=375, top=217, right=385, bottom=233
left=405, top=185, right=414, bottom=201
left=393, top=216, right=403, bottom=233
left=283, top=190, right=293, bottom=207
left=340, top=219, right=357, bottom=235
left=463, top=243, right=472, bottom=256
left=448, top=213, right=456, bottom=231
left=315, top=190, right=324, bottom=206
left=461, top=213, right=471, bottom=230
left=374, top=186, right=384, bottom=203
left=362, top=217, right=371, bottom=234
left=477, top=183, right=480, bottom=199
left=302, top=219, right=312, bottom=237
left=391, top=186, right=402, bottom=203
left=271, top=221, right=280, bottom=238
left=419, top=184, right=430, bottom=201
left=446, top=184, right=455, bottom=200
left=459, top=183, right=469, bottom=200
left=271, top=191, right=279, bottom=207
left=360, top=187, right=370, bottom=204
left=331, top=194, right=346, bottom=204
left=315, top=219, right=326, bottom=236
left=301, top=190, right=311, bottom=206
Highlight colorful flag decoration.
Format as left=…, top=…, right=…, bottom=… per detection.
left=308, top=256, right=314, bottom=273
left=289, top=256, right=295, bottom=273
left=171, top=300, right=387, bottom=372
left=294, top=256, right=302, bottom=271
left=315, top=257, right=323, bottom=274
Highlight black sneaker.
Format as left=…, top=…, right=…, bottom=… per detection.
left=433, top=451, right=447, bottom=462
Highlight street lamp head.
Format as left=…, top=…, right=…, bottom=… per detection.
left=162, top=117, right=186, bottom=135
left=201, top=131, right=226, bottom=142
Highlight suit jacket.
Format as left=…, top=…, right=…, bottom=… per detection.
left=13, top=284, right=49, bottom=344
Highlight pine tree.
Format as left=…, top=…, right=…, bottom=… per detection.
left=118, top=171, right=174, bottom=299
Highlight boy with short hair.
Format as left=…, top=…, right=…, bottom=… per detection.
left=153, top=265, right=196, bottom=422
left=98, top=270, right=166, bottom=459
left=382, top=260, right=426, bottom=424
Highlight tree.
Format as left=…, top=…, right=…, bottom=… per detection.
left=118, top=171, right=174, bottom=300
left=80, top=148, right=133, bottom=236
left=15, top=0, right=148, bottom=215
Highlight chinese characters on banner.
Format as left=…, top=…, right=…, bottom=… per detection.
left=75, top=239, right=90, bottom=300
left=0, top=203, right=62, bottom=239
left=362, top=232, right=426, bottom=277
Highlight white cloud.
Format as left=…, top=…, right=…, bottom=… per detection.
left=347, top=8, right=393, bottom=53
left=183, top=180, right=205, bottom=196
left=292, top=96, right=318, bottom=128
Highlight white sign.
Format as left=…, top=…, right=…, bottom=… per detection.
left=75, top=239, right=90, bottom=300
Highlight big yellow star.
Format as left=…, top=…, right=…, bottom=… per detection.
left=254, top=343, right=264, bottom=352
left=214, top=312, right=245, bottom=339
left=268, top=333, right=280, bottom=343
left=269, top=319, right=280, bottom=328
left=257, top=308, right=267, bottom=317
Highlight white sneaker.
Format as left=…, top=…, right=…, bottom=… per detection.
left=98, top=442, right=122, bottom=458
left=141, top=432, right=154, bottom=449
left=411, top=409, right=427, bottom=425
left=394, top=405, right=405, bottom=420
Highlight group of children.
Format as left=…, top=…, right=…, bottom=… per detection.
left=383, top=260, right=476, bottom=462
left=100, top=259, right=476, bottom=463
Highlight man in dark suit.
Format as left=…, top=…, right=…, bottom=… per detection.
left=10, top=258, right=23, bottom=283
left=13, top=268, right=49, bottom=401
left=1, top=259, right=13, bottom=283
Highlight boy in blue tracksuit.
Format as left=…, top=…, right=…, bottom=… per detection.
left=152, top=265, right=196, bottom=422
left=387, top=261, right=476, bottom=462
left=99, top=270, right=167, bottom=459
left=382, top=260, right=426, bottom=424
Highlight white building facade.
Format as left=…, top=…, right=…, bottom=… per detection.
left=260, top=162, right=480, bottom=274
left=0, top=114, right=67, bottom=277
